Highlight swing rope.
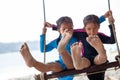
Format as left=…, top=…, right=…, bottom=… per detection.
left=38, top=0, right=47, bottom=80
left=108, top=0, right=120, bottom=65
left=43, top=0, right=46, bottom=64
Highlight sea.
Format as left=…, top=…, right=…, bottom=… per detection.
left=0, top=50, right=59, bottom=80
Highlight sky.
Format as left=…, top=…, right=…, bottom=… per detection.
left=0, top=0, right=120, bottom=43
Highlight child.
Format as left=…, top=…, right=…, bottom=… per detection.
left=20, top=16, right=77, bottom=80
left=58, top=13, right=115, bottom=80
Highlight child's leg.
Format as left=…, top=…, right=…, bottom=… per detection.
left=86, top=35, right=107, bottom=65
left=57, top=31, right=74, bottom=69
left=71, top=42, right=91, bottom=70
left=20, top=42, right=35, bottom=67
left=34, top=62, right=63, bottom=73
left=20, top=43, right=63, bottom=73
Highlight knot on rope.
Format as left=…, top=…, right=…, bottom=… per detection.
left=34, top=73, right=46, bottom=80
left=115, top=55, right=120, bottom=67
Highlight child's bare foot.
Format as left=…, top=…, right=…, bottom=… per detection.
left=86, top=35, right=107, bottom=64
left=71, top=42, right=83, bottom=56
left=71, top=42, right=83, bottom=69
left=57, top=29, right=72, bottom=53
left=86, top=35, right=106, bottom=54
left=20, top=43, right=36, bottom=67
left=71, top=42, right=91, bottom=69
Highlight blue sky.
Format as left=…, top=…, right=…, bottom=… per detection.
left=0, top=0, right=120, bottom=43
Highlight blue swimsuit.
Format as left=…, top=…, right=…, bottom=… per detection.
left=40, top=35, right=77, bottom=80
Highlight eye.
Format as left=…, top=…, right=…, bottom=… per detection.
left=86, top=28, right=91, bottom=31
left=62, top=28, right=65, bottom=31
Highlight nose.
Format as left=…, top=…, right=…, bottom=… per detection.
left=90, top=29, right=95, bottom=35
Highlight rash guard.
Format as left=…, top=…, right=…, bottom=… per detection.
left=73, top=25, right=115, bottom=64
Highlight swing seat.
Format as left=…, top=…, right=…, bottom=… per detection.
left=34, top=61, right=119, bottom=80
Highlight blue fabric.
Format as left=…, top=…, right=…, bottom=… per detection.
left=99, top=15, right=106, bottom=23
left=40, top=34, right=58, bottom=52
left=40, top=35, right=77, bottom=66
left=55, top=60, right=66, bottom=70
left=58, top=75, right=74, bottom=80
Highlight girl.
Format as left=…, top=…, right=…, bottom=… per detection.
left=20, top=16, right=77, bottom=80
left=70, top=13, right=115, bottom=80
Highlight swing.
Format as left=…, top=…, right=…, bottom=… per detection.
left=35, top=0, right=120, bottom=80
left=34, top=61, right=119, bottom=80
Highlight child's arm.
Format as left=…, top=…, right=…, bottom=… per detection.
left=100, top=11, right=115, bottom=44
left=99, top=10, right=112, bottom=23
left=40, top=22, right=57, bottom=52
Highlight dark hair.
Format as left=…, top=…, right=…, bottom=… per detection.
left=56, top=16, right=73, bottom=29
left=83, top=14, right=100, bottom=27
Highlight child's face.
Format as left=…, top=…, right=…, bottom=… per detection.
left=85, top=23, right=99, bottom=36
left=59, top=22, right=73, bottom=34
